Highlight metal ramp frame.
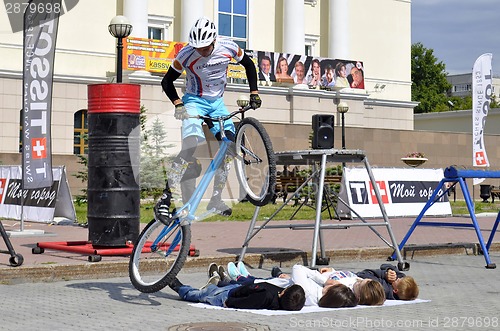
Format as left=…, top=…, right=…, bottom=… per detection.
left=0, top=221, right=24, bottom=267
left=238, top=149, right=409, bottom=271
left=390, top=166, right=500, bottom=269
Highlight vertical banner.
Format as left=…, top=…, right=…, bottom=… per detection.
left=22, top=0, right=62, bottom=189
left=472, top=53, right=492, bottom=185
left=472, top=53, right=492, bottom=167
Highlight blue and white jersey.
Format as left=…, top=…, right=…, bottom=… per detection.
left=329, top=270, right=357, bottom=281
left=171, top=38, right=244, bottom=100
left=328, top=270, right=360, bottom=289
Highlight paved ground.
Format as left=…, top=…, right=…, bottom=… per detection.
left=1, top=254, right=499, bottom=331
left=1, top=213, right=500, bottom=330
left=1, top=213, right=499, bottom=275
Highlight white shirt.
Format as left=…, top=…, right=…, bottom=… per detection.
left=170, top=38, right=244, bottom=100
left=325, top=270, right=360, bottom=290
left=290, top=264, right=328, bottom=306
left=254, top=277, right=292, bottom=288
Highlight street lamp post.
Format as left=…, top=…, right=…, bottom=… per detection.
left=337, top=101, right=349, bottom=170
left=337, top=101, right=349, bottom=150
left=108, top=16, right=133, bottom=83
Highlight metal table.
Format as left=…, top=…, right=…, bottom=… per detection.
left=238, top=149, right=408, bottom=270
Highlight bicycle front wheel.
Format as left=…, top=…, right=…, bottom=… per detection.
left=129, top=219, right=191, bottom=293
left=235, top=117, right=276, bottom=206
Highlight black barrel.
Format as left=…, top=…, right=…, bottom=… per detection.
left=87, top=84, right=140, bottom=246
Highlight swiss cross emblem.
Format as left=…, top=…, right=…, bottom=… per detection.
left=475, top=151, right=487, bottom=166
left=0, top=178, right=6, bottom=203
left=32, top=138, right=47, bottom=159
left=369, top=181, right=389, bottom=204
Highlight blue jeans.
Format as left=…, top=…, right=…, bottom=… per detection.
left=178, top=283, right=241, bottom=307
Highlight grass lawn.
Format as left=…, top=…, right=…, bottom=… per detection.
left=73, top=199, right=500, bottom=225
left=75, top=200, right=330, bottom=224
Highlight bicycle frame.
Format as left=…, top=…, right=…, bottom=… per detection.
left=174, top=134, right=232, bottom=224
left=167, top=114, right=238, bottom=223
left=149, top=107, right=257, bottom=251
left=149, top=130, right=232, bottom=251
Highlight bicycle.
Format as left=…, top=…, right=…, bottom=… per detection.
left=129, top=101, right=276, bottom=293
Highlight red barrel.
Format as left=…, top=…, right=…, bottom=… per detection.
left=87, top=84, right=140, bottom=246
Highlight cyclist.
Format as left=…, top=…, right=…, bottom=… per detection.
left=157, top=17, right=261, bottom=221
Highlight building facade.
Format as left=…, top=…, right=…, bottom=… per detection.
left=0, top=0, right=414, bottom=155
left=415, top=108, right=500, bottom=135
left=10, top=1, right=499, bottom=196
left=447, top=73, right=500, bottom=99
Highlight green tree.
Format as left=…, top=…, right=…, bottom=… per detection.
left=490, top=94, right=500, bottom=109
left=448, top=95, right=472, bottom=111
left=411, top=42, right=452, bottom=113
left=73, top=133, right=88, bottom=205
left=140, top=116, right=175, bottom=199
left=448, top=88, right=499, bottom=111
left=143, top=117, right=170, bottom=158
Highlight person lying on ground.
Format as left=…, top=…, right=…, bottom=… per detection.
left=299, top=264, right=385, bottom=306
left=356, top=264, right=419, bottom=300
left=211, top=262, right=358, bottom=308
left=242, top=263, right=384, bottom=306
left=168, top=272, right=306, bottom=311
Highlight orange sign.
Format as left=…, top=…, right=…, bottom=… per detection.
left=123, top=37, right=186, bottom=73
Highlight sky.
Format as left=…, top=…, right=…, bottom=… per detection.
left=412, top=0, right=500, bottom=76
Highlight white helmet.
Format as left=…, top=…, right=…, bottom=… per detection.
left=188, top=17, right=217, bottom=48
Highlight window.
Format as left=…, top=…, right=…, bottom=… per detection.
left=305, top=34, right=319, bottom=57
left=148, top=15, right=174, bottom=41
left=305, top=45, right=312, bottom=56
left=148, top=27, right=162, bottom=40
left=453, top=84, right=471, bottom=93
left=218, top=0, right=247, bottom=49
left=74, top=109, right=88, bottom=155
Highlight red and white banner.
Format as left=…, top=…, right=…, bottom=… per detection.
left=472, top=53, right=492, bottom=168
left=22, top=0, right=62, bottom=189
left=343, top=168, right=451, bottom=218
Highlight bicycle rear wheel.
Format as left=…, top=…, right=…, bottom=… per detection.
left=235, top=117, right=276, bottom=206
left=129, top=218, right=191, bottom=293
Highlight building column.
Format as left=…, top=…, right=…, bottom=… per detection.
left=123, top=0, right=148, bottom=38
left=329, top=0, right=349, bottom=59
left=181, top=0, right=205, bottom=43
left=123, top=0, right=149, bottom=78
left=283, top=0, right=305, bottom=54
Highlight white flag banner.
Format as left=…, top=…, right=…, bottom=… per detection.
left=472, top=53, right=492, bottom=167
left=472, top=53, right=492, bottom=185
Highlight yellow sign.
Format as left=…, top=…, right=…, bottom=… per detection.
left=123, top=37, right=186, bottom=73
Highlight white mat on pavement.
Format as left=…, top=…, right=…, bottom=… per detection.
left=188, top=298, right=431, bottom=316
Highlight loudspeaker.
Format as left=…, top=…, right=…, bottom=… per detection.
left=312, top=114, right=334, bottom=149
